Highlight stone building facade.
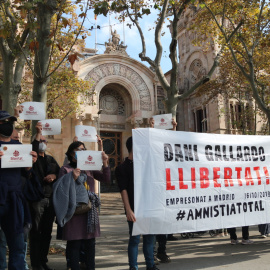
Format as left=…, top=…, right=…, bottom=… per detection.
left=75, top=52, right=159, bottom=176
left=38, top=36, right=162, bottom=184
left=175, top=6, right=264, bottom=135
left=0, top=10, right=265, bottom=187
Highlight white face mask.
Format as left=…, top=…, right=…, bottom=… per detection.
left=39, top=142, right=47, bottom=152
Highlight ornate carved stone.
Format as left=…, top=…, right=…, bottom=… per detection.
left=189, top=59, right=207, bottom=86
left=100, top=123, right=125, bottom=130
left=185, top=31, right=190, bottom=53
left=85, top=63, right=152, bottom=111
left=112, top=30, right=120, bottom=46
left=104, top=29, right=128, bottom=56
left=76, top=114, right=86, bottom=121
left=99, top=89, right=125, bottom=115
left=131, top=117, right=143, bottom=128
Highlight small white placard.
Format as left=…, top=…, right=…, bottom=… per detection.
left=153, top=113, right=173, bottom=130
left=76, top=150, right=103, bottom=171
left=1, top=144, right=32, bottom=168
left=75, top=125, right=97, bottom=142
left=19, top=102, right=46, bottom=120
left=39, top=119, right=61, bottom=135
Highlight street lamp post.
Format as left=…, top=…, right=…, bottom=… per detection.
left=97, top=109, right=103, bottom=212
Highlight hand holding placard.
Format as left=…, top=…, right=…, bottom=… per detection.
left=19, top=102, right=46, bottom=120
left=76, top=150, right=103, bottom=171
left=1, top=144, right=33, bottom=168
left=38, top=119, right=61, bottom=135
left=75, top=125, right=97, bottom=142
left=153, top=114, right=173, bottom=130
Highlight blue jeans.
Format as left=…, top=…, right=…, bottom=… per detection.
left=0, top=202, right=25, bottom=270
left=128, top=221, right=154, bottom=269
left=24, top=241, right=29, bottom=270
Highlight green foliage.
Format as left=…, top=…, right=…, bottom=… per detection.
left=191, top=0, right=270, bottom=133
left=0, top=0, right=91, bottom=113
left=19, top=67, right=94, bottom=120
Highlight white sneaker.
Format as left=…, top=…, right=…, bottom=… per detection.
left=241, top=239, right=253, bottom=245
left=261, top=234, right=267, bottom=238
left=231, top=239, right=239, bottom=245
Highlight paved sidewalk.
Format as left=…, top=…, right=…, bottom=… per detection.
left=29, top=193, right=270, bottom=270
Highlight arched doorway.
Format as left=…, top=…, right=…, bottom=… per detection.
left=98, top=83, right=132, bottom=189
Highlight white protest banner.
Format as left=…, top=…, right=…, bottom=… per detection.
left=1, top=144, right=32, bottom=168
left=39, top=119, right=61, bottom=135
left=76, top=150, right=103, bottom=171
left=153, top=114, right=173, bottom=130
left=75, top=125, right=97, bottom=142
left=132, top=128, right=270, bottom=235
left=19, top=102, right=46, bottom=120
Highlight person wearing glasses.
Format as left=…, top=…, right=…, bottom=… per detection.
left=55, top=140, right=110, bottom=270
left=29, top=123, right=60, bottom=270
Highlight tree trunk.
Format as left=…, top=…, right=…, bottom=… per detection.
left=266, top=112, right=270, bottom=135
left=0, top=52, right=19, bottom=114
left=32, top=0, right=56, bottom=134
left=165, top=91, right=179, bottom=119
left=32, top=0, right=56, bottom=105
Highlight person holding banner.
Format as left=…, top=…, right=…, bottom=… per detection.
left=149, top=117, right=177, bottom=263
left=227, top=227, right=253, bottom=245
left=258, top=223, right=270, bottom=238
left=0, top=110, right=37, bottom=270
left=56, top=140, right=110, bottom=270
left=115, top=137, right=159, bottom=270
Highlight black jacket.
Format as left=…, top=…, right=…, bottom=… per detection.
left=32, top=140, right=60, bottom=197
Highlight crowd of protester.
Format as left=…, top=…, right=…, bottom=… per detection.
left=0, top=109, right=269, bottom=270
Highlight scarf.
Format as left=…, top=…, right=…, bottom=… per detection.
left=87, top=191, right=101, bottom=234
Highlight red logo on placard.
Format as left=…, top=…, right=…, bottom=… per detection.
left=29, top=106, right=34, bottom=111
left=84, top=130, right=88, bottom=134
left=88, top=155, right=93, bottom=161
left=45, top=123, right=50, bottom=127
left=13, top=150, right=19, bottom=157
left=161, top=118, right=165, bottom=123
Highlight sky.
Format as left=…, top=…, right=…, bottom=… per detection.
left=82, top=9, right=173, bottom=73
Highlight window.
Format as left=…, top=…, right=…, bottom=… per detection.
left=230, top=102, right=253, bottom=132
left=194, top=107, right=208, bottom=133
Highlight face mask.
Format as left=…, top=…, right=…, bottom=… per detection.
left=39, top=142, right=47, bottom=152
left=0, top=121, right=14, bottom=137
left=74, top=152, right=78, bottom=160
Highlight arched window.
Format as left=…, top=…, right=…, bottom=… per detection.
left=189, top=59, right=207, bottom=85
left=99, top=88, right=125, bottom=116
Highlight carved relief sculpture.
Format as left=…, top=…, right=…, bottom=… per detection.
left=85, top=63, right=152, bottom=111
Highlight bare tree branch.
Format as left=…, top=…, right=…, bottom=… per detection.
left=221, top=0, right=227, bottom=28
left=45, top=0, right=89, bottom=79
left=3, top=0, right=16, bottom=32
left=154, top=0, right=169, bottom=66
left=19, top=28, right=30, bottom=48
left=17, top=42, right=39, bottom=78
left=45, top=0, right=65, bottom=76
left=258, top=0, right=266, bottom=32
left=168, top=7, right=179, bottom=92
